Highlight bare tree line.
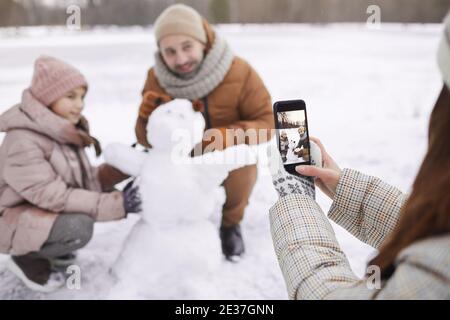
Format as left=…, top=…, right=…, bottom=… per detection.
left=0, top=0, right=449, bottom=27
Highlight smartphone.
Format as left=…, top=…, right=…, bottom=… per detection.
left=273, top=99, right=311, bottom=176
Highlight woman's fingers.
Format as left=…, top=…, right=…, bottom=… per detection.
left=310, top=136, right=333, bottom=167
left=310, top=137, right=327, bottom=157
left=310, top=136, right=340, bottom=171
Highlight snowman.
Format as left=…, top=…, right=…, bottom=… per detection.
left=285, top=135, right=299, bottom=163
left=103, top=99, right=256, bottom=299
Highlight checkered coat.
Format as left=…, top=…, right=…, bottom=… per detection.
left=269, top=168, right=450, bottom=299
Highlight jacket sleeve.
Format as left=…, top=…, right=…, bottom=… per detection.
left=270, top=193, right=448, bottom=300
left=204, top=65, right=274, bottom=152
left=135, top=70, right=154, bottom=148
left=3, top=139, right=125, bottom=222
left=327, top=168, right=408, bottom=249
left=135, top=115, right=151, bottom=148
left=135, top=69, right=171, bottom=148
left=230, top=65, right=274, bottom=144
left=269, top=194, right=361, bottom=299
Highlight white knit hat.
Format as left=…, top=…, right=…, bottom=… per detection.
left=437, top=11, right=450, bottom=89
left=154, top=4, right=207, bottom=45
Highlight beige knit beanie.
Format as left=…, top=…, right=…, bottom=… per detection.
left=30, top=55, right=88, bottom=106
left=437, top=11, right=450, bottom=89
left=154, top=4, right=207, bottom=45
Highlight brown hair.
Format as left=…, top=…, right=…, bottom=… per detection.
left=369, top=84, right=450, bottom=279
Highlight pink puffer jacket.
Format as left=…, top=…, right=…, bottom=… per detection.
left=0, top=89, right=127, bottom=255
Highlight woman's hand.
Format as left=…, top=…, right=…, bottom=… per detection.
left=295, top=137, right=342, bottom=200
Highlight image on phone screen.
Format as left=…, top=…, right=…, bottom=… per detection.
left=277, top=109, right=310, bottom=165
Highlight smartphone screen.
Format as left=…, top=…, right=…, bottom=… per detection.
left=276, top=108, right=311, bottom=166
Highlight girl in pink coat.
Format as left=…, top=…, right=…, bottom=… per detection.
left=0, top=56, right=141, bottom=292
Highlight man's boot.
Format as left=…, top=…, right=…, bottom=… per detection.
left=220, top=224, right=245, bottom=261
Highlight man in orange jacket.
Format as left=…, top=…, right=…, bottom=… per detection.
left=135, top=4, right=274, bottom=260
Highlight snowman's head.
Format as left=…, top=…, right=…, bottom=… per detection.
left=147, top=99, right=205, bottom=152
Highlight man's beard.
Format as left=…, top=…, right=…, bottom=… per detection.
left=172, top=60, right=202, bottom=79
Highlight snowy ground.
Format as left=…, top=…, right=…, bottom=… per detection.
left=0, top=23, right=443, bottom=299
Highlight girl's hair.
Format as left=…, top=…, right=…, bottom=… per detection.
left=369, top=84, right=450, bottom=279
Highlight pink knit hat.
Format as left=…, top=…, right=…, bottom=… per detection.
left=30, top=55, right=88, bottom=106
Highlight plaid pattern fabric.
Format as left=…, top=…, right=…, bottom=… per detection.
left=269, top=169, right=450, bottom=300
left=328, top=168, right=407, bottom=249
left=270, top=193, right=361, bottom=299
